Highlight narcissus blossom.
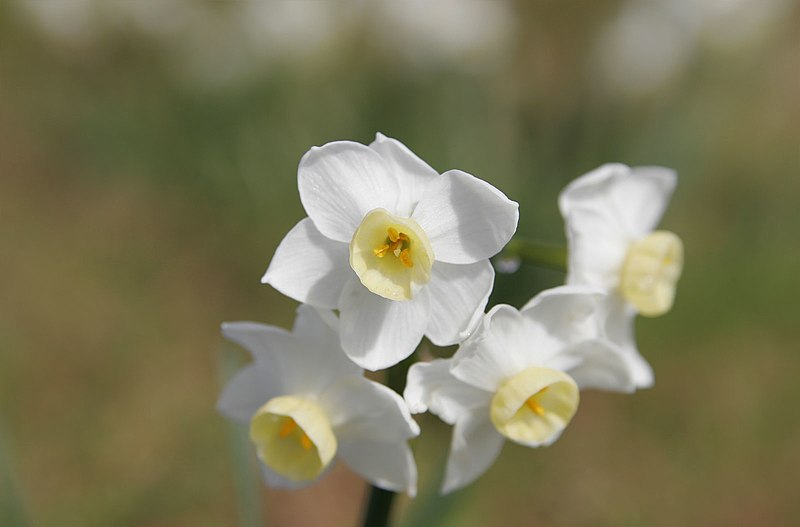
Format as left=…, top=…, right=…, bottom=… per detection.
left=217, top=305, right=419, bottom=495
left=404, top=286, right=635, bottom=494
left=262, top=133, right=518, bottom=370
left=559, top=164, right=683, bottom=388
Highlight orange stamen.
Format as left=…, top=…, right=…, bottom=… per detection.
left=279, top=418, right=297, bottom=438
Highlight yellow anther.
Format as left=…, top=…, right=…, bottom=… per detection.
left=525, top=386, right=548, bottom=416
left=279, top=418, right=297, bottom=438
left=399, top=248, right=413, bottom=268
left=373, top=243, right=391, bottom=258
left=525, top=398, right=546, bottom=416
left=388, top=227, right=400, bottom=243
left=300, top=433, right=313, bottom=451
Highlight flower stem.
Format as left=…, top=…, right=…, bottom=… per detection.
left=360, top=352, right=417, bottom=527
left=361, top=486, right=396, bottom=527
left=497, top=238, right=567, bottom=272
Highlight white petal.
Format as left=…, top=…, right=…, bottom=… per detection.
left=412, top=170, right=519, bottom=264
left=520, top=285, right=607, bottom=345
left=548, top=339, right=636, bottom=393
left=441, top=414, right=504, bottom=494
left=221, top=321, right=296, bottom=371
left=404, top=360, right=491, bottom=425
left=563, top=209, right=630, bottom=289
left=216, top=363, right=281, bottom=423
left=338, top=278, right=429, bottom=370
left=560, top=163, right=676, bottom=241
left=261, top=218, right=351, bottom=308
left=450, top=305, right=539, bottom=392
left=288, top=305, right=362, bottom=393
left=322, top=376, right=419, bottom=443
left=298, top=141, right=399, bottom=242
left=369, top=133, right=438, bottom=216
left=338, top=439, right=418, bottom=496
left=425, top=260, right=494, bottom=346
left=613, top=166, right=677, bottom=239
left=604, top=294, right=654, bottom=388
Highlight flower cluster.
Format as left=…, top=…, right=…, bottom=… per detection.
left=218, top=135, right=683, bottom=496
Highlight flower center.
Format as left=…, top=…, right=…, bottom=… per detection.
left=350, top=208, right=434, bottom=301
left=620, top=230, right=683, bottom=317
left=250, top=395, right=336, bottom=482
left=490, top=366, right=579, bottom=447
left=373, top=227, right=414, bottom=268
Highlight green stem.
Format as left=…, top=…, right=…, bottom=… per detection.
left=361, top=487, right=396, bottom=527
left=499, top=238, right=567, bottom=272
left=360, top=352, right=417, bottom=527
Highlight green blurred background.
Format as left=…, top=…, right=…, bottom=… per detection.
left=1, top=1, right=799, bottom=525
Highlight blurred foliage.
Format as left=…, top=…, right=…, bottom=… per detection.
left=1, top=0, right=799, bottom=526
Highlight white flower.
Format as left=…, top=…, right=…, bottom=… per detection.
left=559, top=164, right=684, bottom=388
left=404, top=286, right=635, bottom=494
left=262, top=133, right=519, bottom=370
left=217, top=304, right=420, bottom=495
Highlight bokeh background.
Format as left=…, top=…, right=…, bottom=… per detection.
left=2, top=0, right=799, bottom=526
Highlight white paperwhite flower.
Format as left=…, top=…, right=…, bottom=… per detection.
left=262, top=134, right=519, bottom=371
left=217, top=305, right=419, bottom=495
left=559, top=164, right=683, bottom=388
left=404, top=286, right=635, bottom=494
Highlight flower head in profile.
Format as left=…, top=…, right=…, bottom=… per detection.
left=217, top=304, right=419, bottom=495
left=404, top=286, right=635, bottom=494
left=262, top=133, right=519, bottom=370
left=559, top=164, right=683, bottom=388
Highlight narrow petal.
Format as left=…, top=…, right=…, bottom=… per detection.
left=216, top=363, right=281, bottom=423
left=221, top=321, right=296, bottom=371
left=322, top=376, right=419, bottom=443
left=450, top=305, right=539, bottom=392
left=261, top=218, right=351, bottom=308
left=563, top=210, right=629, bottom=289
left=337, top=439, right=418, bottom=496
left=298, top=141, right=399, bottom=242
left=559, top=163, right=676, bottom=241
left=520, top=285, right=607, bottom=346
left=441, top=414, right=504, bottom=494
left=404, top=360, right=491, bottom=424
left=547, top=339, right=636, bottom=393
left=369, top=133, right=438, bottom=216
left=611, top=166, right=677, bottom=239
left=338, top=279, right=429, bottom=370
left=412, top=170, right=519, bottom=264
left=288, top=305, right=362, bottom=393
left=604, top=294, right=654, bottom=388
left=425, top=260, right=494, bottom=346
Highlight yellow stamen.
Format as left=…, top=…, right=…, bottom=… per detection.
left=525, top=386, right=548, bottom=416
left=373, top=243, right=391, bottom=258
left=279, top=418, right=297, bottom=438
left=388, top=227, right=400, bottom=243
left=399, top=248, right=413, bottom=268
left=300, top=433, right=313, bottom=451
left=526, top=398, right=546, bottom=416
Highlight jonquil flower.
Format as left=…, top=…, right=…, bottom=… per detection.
left=404, top=286, right=635, bottom=493
left=217, top=305, right=419, bottom=494
left=559, top=164, right=683, bottom=388
left=263, top=134, right=518, bottom=370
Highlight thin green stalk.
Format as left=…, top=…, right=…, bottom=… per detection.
left=499, top=238, right=567, bottom=272
left=219, top=347, right=265, bottom=527
left=360, top=352, right=417, bottom=527
left=361, top=487, right=396, bottom=527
